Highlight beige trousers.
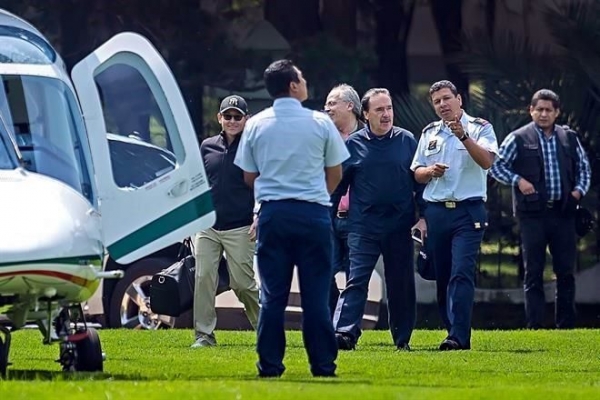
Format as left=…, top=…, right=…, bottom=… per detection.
left=193, top=226, right=260, bottom=337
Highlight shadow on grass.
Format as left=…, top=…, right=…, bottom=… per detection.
left=414, top=347, right=548, bottom=354
left=4, top=369, right=373, bottom=384
left=5, top=369, right=148, bottom=381
left=475, top=348, right=548, bottom=354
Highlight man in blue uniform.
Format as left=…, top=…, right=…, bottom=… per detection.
left=490, top=89, right=591, bottom=329
left=411, top=80, right=498, bottom=351
left=331, top=88, right=426, bottom=351
left=235, top=59, right=349, bottom=377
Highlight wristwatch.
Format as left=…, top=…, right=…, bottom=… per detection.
left=459, top=132, right=469, bottom=142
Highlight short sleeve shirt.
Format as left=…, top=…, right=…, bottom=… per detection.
left=410, top=111, right=498, bottom=202
left=235, top=98, right=350, bottom=206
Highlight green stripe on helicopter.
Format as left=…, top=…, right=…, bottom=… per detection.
left=108, top=190, right=214, bottom=260
left=0, top=256, right=102, bottom=268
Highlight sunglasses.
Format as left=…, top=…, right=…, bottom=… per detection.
left=222, top=114, right=244, bottom=121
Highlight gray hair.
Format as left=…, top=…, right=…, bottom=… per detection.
left=331, top=83, right=361, bottom=118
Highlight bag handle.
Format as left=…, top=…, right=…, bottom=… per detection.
left=177, top=237, right=194, bottom=258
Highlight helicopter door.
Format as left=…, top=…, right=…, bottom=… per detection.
left=71, top=32, right=214, bottom=264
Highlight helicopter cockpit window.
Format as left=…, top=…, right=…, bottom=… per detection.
left=94, top=57, right=184, bottom=189
left=0, top=129, right=16, bottom=169
left=0, top=26, right=56, bottom=65
left=0, top=75, right=92, bottom=199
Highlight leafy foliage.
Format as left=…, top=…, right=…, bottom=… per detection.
left=292, top=33, right=377, bottom=109
left=457, top=1, right=600, bottom=152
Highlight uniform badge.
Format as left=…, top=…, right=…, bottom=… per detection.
left=427, top=140, right=437, bottom=150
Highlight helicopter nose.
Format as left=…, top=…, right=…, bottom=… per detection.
left=0, top=171, right=102, bottom=262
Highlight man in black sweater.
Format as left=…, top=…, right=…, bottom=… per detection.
left=191, top=95, right=260, bottom=348
left=331, top=88, right=426, bottom=351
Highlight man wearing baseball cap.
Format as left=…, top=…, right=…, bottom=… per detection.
left=191, top=94, right=260, bottom=348
left=219, top=94, right=249, bottom=115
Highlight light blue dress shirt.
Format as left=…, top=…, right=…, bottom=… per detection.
left=410, top=111, right=498, bottom=202
left=234, top=97, right=350, bottom=206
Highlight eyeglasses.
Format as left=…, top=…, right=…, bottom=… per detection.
left=222, top=114, right=244, bottom=121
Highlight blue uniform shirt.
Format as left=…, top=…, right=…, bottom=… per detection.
left=332, top=126, right=425, bottom=234
left=234, top=98, right=350, bottom=206
left=410, top=111, right=498, bottom=202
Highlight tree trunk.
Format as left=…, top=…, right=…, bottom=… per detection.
left=58, top=0, right=94, bottom=69
left=372, top=0, right=416, bottom=96
left=485, top=0, right=496, bottom=40
left=429, top=0, right=469, bottom=103
left=264, top=0, right=321, bottom=43
left=322, top=0, right=358, bottom=48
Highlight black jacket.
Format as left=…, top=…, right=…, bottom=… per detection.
left=511, top=122, right=577, bottom=216
left=201, top=133, right=254, bottom=230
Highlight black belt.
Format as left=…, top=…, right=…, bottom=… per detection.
left=428, top=197, right=483, bottom=209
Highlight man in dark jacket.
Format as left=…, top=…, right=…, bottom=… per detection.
left=331, top=88, right=426, bottom=351
left=490, top=89, right=591, bottom=329
left=191, top=95, right=260, bottom=348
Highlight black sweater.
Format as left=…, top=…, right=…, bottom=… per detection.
left=201, top=133, right=254, bottom=230
left=331, top=126, right=425, bottom=234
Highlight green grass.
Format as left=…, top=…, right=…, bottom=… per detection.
left=1, top=329, right=600, bottom=399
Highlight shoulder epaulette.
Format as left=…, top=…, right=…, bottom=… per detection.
left=422, top=121, right=440, bottom=133
left=471, top=117, right=490, bottom=126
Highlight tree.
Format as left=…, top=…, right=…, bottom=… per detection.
left=264, top=0, right=321, bottom=43
left=360, top=0, right=416, bottom=96
left=456, top=0, right=600, bottom=274
left=429, top=0, right=468, bottom=101
left=322, top=0, right=359, bottom=48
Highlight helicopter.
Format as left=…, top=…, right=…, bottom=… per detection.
left=0, top=9, right=215, bottom=376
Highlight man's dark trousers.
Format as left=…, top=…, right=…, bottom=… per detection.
left=329, top=216, right=350, bottom=318
left=333, top=228, right=415, bottom=347
left=426, top=200, right=486, bottom=348
left=256, top=200, right=338, bottom=377
left=519, top=209, right=577, bottom=329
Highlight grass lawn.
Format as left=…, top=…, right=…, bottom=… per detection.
left=1, top=329, right=599, bottom=399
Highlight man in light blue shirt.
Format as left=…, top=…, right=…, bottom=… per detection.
left=411, top=80, right=498, bottom=351
left=235, top=59, right=349, bottom=378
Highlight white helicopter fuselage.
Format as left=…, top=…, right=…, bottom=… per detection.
left=0, top=168, right=102, bottom=303
left=0, top=9, right=214, bottom=331
left=0, top=7, right=214, bottom=374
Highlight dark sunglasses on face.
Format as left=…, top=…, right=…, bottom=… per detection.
left=222, top=114, right=244, bottom=121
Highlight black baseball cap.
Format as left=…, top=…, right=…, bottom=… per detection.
left=219, top=95, right=248, bottom=115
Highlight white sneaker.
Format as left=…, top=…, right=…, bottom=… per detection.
left=190, top=335, right=216, bottom=348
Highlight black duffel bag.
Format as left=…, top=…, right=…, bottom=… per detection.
left=150, top=238, right=232, bottom=317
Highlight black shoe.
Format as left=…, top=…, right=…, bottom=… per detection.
left=335, top=333, right=356, bottom=350
left=439, top=337, right=468, bottom=351
left=396, top=343, right=411, bottom=351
